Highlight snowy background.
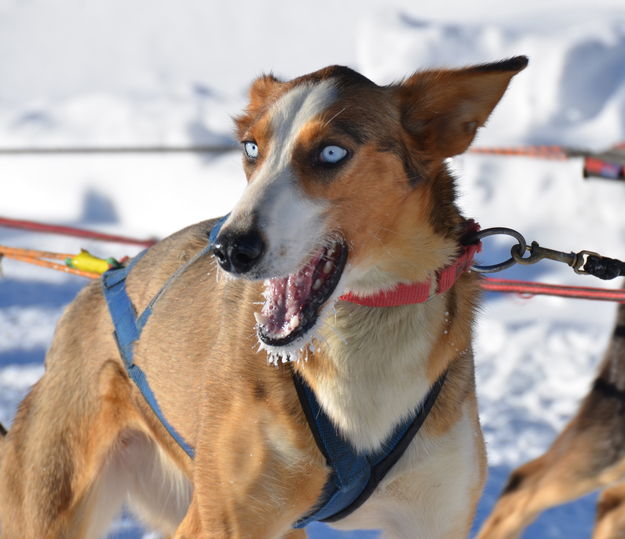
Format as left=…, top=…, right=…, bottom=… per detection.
left=2, top=0, right=625, bottom=537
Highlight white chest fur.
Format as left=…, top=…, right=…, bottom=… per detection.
left=311, top=293, right=447, bottom=453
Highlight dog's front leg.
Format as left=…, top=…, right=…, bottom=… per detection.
left=171, top=363, right=327, bottom=538
left=174, top=497, right=308, bottom=539
left=594, top=483, right=625, bottom=539
left=173, top=409, right=325, bottom=538
left=283, top=529, right=307, bottom=538
left=174, top=498, right=203, bottom=538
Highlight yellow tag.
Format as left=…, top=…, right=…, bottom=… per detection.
left=67, top=250, right=111, bottom=274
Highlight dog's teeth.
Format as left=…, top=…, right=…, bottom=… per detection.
left=327, top=246, right=336, bottom=257
left=323, top=261, right=334, bottom=274
left=313, top=279, right=322, bottom=290
left=254, top=312, right=268, bottom=326
left=291, top=313, right=300, bottom=328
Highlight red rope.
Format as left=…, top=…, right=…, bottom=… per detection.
left=469, top=145, right=569, bottom=160
left=1, top=223, right=622, bottom=302
left=0, top=216, right=156, bottom=247
left=482, top=277, right=625, bottom=303
left=2, top=217, right=624, bottom=302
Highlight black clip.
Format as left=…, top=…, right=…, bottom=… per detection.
left=511, top=242, right=600, bottom=274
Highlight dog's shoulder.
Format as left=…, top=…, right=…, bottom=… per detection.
left=124, top=219, right=219, bottom=305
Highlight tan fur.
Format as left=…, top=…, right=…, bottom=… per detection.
left=0, top=59, right=525, bottom=538
left=477, top=297, right=625, bottom=539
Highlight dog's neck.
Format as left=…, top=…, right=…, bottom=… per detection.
left=295, top=293, right=449, bottom=453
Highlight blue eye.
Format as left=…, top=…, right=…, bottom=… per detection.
left=243, top=142, right=259, bottom=159
left=319, top=145, right=348, bottom=164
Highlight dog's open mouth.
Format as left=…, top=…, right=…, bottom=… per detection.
left=255, top=239, right=348, bottom=347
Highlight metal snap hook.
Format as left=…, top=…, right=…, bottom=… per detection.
left=469, top=227, right=528, bottom=273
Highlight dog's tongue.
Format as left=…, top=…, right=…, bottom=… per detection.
left=256, top=252, right=321, bottom=339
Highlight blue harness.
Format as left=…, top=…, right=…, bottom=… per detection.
left=102, top=249, right=196, bottom=459
left=101, top=217, right=446, bottom=527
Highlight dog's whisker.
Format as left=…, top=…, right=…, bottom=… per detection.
left=322, top=106, right=346, bottom=128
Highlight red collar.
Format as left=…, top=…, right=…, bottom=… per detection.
left=339, top=221, right=482, bottom=307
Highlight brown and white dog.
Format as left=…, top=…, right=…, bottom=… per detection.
left=0, top=58, right=526, bottom=538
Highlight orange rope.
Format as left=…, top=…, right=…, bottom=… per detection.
left=0, top=245, right=103, bottom=279
left=2, top=253, right=100, bottom=278
left=0, top=245, right=73, bottom=260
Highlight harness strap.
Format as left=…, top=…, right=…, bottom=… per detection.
left=102, top=250, right=196, bottom=459
left=292, top=370, right=447, bottom=527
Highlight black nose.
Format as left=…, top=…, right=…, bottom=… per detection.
left=212, top=229, right=265, bottom=274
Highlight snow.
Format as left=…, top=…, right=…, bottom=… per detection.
left=2, top=1, right=625, bottom=537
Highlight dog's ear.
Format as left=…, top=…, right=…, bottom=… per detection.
left=397, top=56, right=528, bottom=158
left=248, top=74, right=283, bottom=112
left=235, top=74, right=283, bottom=137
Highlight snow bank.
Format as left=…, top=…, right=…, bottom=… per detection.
left=359, top=10, right=625, bottom=147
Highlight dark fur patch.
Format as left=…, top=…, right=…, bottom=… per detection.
left=286, top=401, right=300, bottom=418
left=593, top=377, right=625, bottom=403
left=253, top=380, right=267, bottom=401
left=331, top=118, right=370, bottom=145
left=36, top=435, right=74, bottom=519
left=220, top=512, right=233, bottom=535
left=293, top=65, right=378, bottom=90
left=428, top=169, right=460, bottom=236
left=502, top=471, right=524, bottom=495
left=468, top=56, right=529, bottom=73
left=446, top=286, right=458, bottom=322
left=613, top=324, right=625, bottom=339
left=0, top=423, right=6, bottom=436
left=597, top=492, right=624, bottom=519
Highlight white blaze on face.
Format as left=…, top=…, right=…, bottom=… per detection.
left=228, top=79, right=338, bottom=278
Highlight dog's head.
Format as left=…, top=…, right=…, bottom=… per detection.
left=213, top=58, right=527, bottom=353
